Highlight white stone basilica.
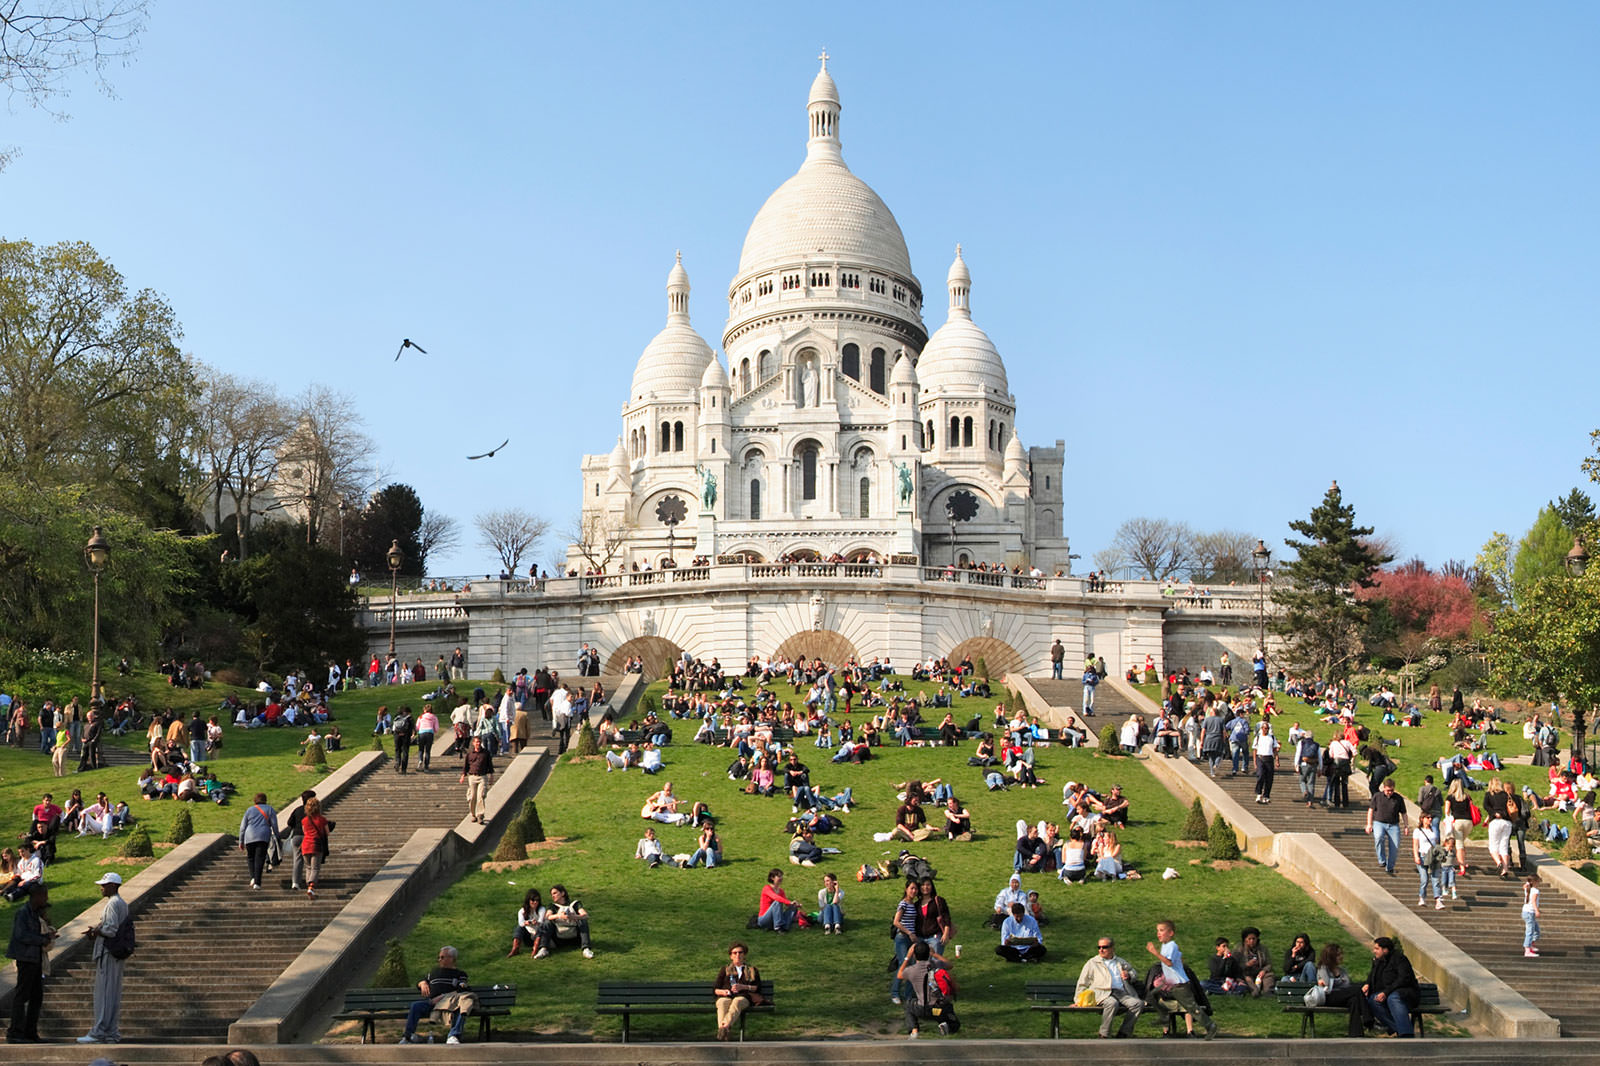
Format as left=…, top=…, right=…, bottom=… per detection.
left=576, top=57, right=1070, bottom=573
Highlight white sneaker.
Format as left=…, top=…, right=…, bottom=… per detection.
left=250, top=880, right=259, bottom=889
left=534, top=947, right=550, bottom=959
left=397, top=1035, right=412, bottom=1044
left=446, top=1035, right=460, bottom=1044
left=77, top=1035, right=101, bottom=1044
left=583, top=947, right=595, bottom=959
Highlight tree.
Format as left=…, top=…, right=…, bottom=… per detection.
left=190, top=371, right=286, bottom=558
left=274, top=386, right=375, bottom=548
left=0, top=239, right=196, bottom=496
left=1188, top=530, right=1259, bottom=585
left=1109, top=517, right=1192, bottom=581
left=418, top=510, right=461, bottom=574
left=218, top=531, right=363, bottom=671
left=1358, top=559, right=1482, bottom=640
left=1272, top=480, right=1391, bottom=680
left=475, top=508, right=549, bottom=575
left=345, top=484, right=424, bottom=577
left=1512, top=504, right=1573, bottom=603
left=1553, top=488, right=1597, bottom=535
left=1090, top=546, right=1127, bottom=577
left=1, top=1, right=149, bottom=170
left=567, top=511, right=626, bottom=574
left=1474, top=531, right=1514, bottom=609
left=1487, top=554, right=1600, bottom=763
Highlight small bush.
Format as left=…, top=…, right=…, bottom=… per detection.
left=302, top=739, right=328, bottom=767
left=516, top=798, right=546, bottom=843
left=1563, top=832, right=1595, bottom=863
left=491, top=668, right=506, bottom=684
left=213, top=669, right=247, bottom=687
left=493, top=818, right=528, bottom=861
left=1208, top=814, right=1242, bottom=861
left=1182, top=797, right=1209, bottom=841
left=121, top=824, right=154, bottom=858
left=373, top=938, right=409, bottom=987
left=370, top=734, right=386, bottom=753
left=571, top=718, right=599, bottom=757
left=640, top=694, right=658, bottom=718
left=1098, top=724, right=1121, bottom=753
left=167, top=806, right=193, bottom=846
left=976, top=657, right=990, bottom=680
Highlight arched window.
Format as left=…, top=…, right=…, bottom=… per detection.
left=758, top=349, right=771, bottom=381
left=950, top=416, right=960, bottom=445
left=999, top=423, right=1007, bottom=446
left=750, top=480, right=761, bottom=520
left=710, top=439, right=716, bottom=454
left=988, top=421, right=995, bottom=449
left=660, top=422, right=671, bottom=452
left=869, top=348, right=886, bottom=393
left=962, top=417, right=973, bottom=447
left=594, top=483, right=599, bottom=497
left=673, top=421, right=684, bottom=452
left=925, top=420, right=934, bottom=448
left=841, top=343, right=860, bottom=380
left=801, top=446, right=818, bottom=501
left=859, top=477, right=871, bottom=518
left=739, top=358, right=751, bottom=394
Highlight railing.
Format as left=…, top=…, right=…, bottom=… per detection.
left=363, top=604, right=468, bottom=624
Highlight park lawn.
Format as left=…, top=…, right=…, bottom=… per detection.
left=394, top=681, right=1405, bottom=1042
left=1134, top=682, right=1565, bottom=837
left=0, top=669, right=491, bottom=923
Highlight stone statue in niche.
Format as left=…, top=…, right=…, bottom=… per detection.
left=810, top=594, right=824, bottom=631
left=980, top=613, right=994, bottom=638
left=798, top=362, right=815, bottom=408
left=642, top=608, right=656, bottom=636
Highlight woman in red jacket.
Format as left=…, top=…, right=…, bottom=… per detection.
left=300, top=796, right=334, bottom=899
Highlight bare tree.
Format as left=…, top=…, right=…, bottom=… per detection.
left=190, top=371, right=286, bottom=557
left=276, top=385, right=375, bottom=547
left=475, top=508, right=550, bottom=575
left=567, top=511, right=627, bottom=574
left=1110, top=517, right=1193, bottom=580
left=417, top=510, right=461, bottom=573
left=1189, top=529, right=1260, bottom=584
left=1091, top=546, right=1128, bottom=577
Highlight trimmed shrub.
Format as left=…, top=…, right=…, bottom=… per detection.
left=167, top=806, right=193, bottom=846
left=516, top=798, right=546, bottom=843
left=493, top=818, right=529, bottom=862
left=373, top=938, right=409, bottom=988
left=1563, top=832, right=1594, bottom=863
left=1098, top=724, right=1121, bottom=753
left=121, top=824, right=154, bottom=858
left=302, top=739, right=328, bottom=767
left=640, top=694, right=658, bottom=718
left=370, top=734, right=386, bottom=753
left=491, top=668, right=506, bottom=684
left=1208, top=814, right=1242, bottom=861
left=572, top=718, right=599, bottom=757
left=1182, top=797, right=1209, bottom=841
left=976, top=657, right=990, bottom=680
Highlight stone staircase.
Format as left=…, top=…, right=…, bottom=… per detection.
left=1200, top=752, right=1600, bottom=1037
left=39, top=756, right=469, bottom=1043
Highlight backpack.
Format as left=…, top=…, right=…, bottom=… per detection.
left=105, top=912, right=137, bottom=960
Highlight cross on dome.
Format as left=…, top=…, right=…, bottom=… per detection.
left=818, top=48, right=829, bottom=70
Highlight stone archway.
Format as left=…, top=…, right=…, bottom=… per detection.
left=946, top=637, right=1024, bottom=680
left=773, top=629, right=860, bottom=667
left=605, top=636, right=685, bottom=679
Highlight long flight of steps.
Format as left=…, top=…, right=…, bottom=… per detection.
left=1195, top=742, right=1600, bottom=1036
left=40, top=755, right=469, bottom=1043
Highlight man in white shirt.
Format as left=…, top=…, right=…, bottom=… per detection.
left=995, top=902, right=1045, bottom=962
left=1252, top=721, right=1281, bottom=804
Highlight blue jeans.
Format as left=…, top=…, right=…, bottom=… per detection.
left=793, top=785, right=817, bottom=809
left=406, top=997, right=466, bottom=1040
left=818, top=788, right=853, bottom=810
left=820, top=901, right=843, bottom=927
left=1416, top=863, right=1441, bottom=900
left=1230, top=741, right=1247, bottom=773
left=1052, top=661, right=1063, bottom=680
left=890, top=932, right=914, bottom=998
left=1373, top=821, right=1400, bottom=872
left=1368, top=992, right=1413, bottom=1036
left=931, top=784, right=954, bottom=803
left=1523, top=907, right=1540, bottom=948
left=688, top=847, right=720, bottom=868
left=1083, top=685, right=1096, bottom=714
left=757, top=900, right=791, bottom=931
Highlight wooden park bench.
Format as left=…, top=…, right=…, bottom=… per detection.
left=1025, top=980, right=1106, bottom=1038
left=595, top=978, right=775, bottom=1043
left=1275, top=980, right=1446, bottom=1037
left=334, top=984, right=517, bottom=1044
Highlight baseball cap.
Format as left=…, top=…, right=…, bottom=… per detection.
left=94, top=872, right=122, bottom=886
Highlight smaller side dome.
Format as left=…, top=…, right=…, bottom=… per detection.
left=889, top=347, right=918, bottom=387
left=1004, top=432, right=1027, bottom=465
left=701, top=353, right=729, bottom=389
left=609, top=436, right=629, bottom=472
left=917, top=246, right=1008, bottom=397
left=630, top=253, right=713, bottom=401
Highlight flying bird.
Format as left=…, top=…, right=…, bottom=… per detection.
left=395, top=338, right=428, bottom=361
left=468, top=439, right=510, bottom=460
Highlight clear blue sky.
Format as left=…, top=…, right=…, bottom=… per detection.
left=6, top=2, right=1598, bottom=575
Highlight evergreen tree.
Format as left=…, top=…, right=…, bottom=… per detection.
left=167, top=806, right=193, bottom=845
left=1207, top=814, right=1242, bottom=861
left=1272, top=481, right=1391, bottom=680
left=1513, top=504, right=1578, bottom=601
left=1552, top=489, right=1596, bottom=536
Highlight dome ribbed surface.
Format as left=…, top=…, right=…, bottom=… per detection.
left=631, top=323, right=713, bottom=401
left=918, top=317, right=1009, bottom=397
left=736, top=160, right=914, bottom=280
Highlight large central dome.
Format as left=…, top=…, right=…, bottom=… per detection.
left=734, top=58, right=914, bottom=282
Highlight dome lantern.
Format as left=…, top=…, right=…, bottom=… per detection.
left=807, top=50, right=842, bottom=164
left=630, top=253, right=714, bottom=401
left=947, top=243, right=971, bottom=318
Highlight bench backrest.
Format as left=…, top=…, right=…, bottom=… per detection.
left=1275, top=982, right=1439, bottom=1008
left=345, top=985, right=518, bottom=1011
left=1024, top=981, right=1079, bottom=1001
left=597, top=980, right=774, bottom=1005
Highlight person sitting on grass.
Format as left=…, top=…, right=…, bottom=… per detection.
left=1015, top=824, right=1050, bottom=873
left=989, top=874, right=1026, bottom=927
left=635, top=826, right=665, bottom=868
left=755, top=868, right=799, bottom=933
left=889, top=794, right=932, bottom=843
left=817, top=872, right=845, bottom=933
left=942, top=797, right=972, bottom=840
left=641, top=783, right=690, bottom=825
left=995, top=902, right=1045, bottom=962
left=1095, top=784, right=1131, bottom=826
left=788, top=826, right=823, bottom=867
left=507, top=889, right=547, bottom=957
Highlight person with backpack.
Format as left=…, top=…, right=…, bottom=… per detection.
left=898, top=940, right=959, bottom=1037
left=1081, top=666, right=1099, bottom=717
left=76, top=872, right=130, bottom=1045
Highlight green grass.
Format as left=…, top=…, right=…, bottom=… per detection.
left=395, top=681, right=1401, bottom=1042
left=0, top=669, right=489, bottom=921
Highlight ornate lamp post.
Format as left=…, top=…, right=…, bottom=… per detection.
left=84, top=527, right=110, bottom=705
left=1565, top=535, right=1592, bottom=764
left=1251, top=538, right=1271, bottom=676
left=386, top=539, right=404, bottom=663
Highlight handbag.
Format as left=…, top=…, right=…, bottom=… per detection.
left=1469, top=801, right=1483, bottom=827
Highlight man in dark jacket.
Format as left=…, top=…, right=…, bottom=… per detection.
left=1362, top=936, right=1420, bottom=1036
left=5, top=885, right=54, bottom=1042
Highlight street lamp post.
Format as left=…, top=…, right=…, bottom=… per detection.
left=945, top=502, right=957, bottom=567
left=84, top=527, right=110, bottom=706
left=1564, top=535, right=1592, bottom=765
left=386, top=539, right=404, bottom=664
left=1251, top=538, right=1271, bottom=682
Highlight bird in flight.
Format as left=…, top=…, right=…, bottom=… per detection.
left=395, top=338, right=428, bottom=361
left=468, top=439, right=510, bottom=460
